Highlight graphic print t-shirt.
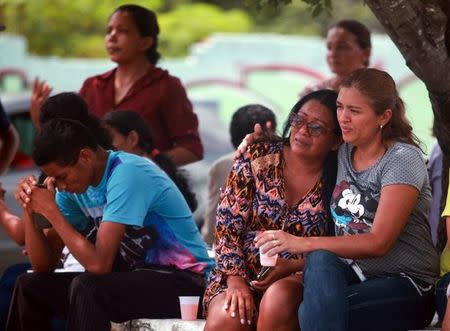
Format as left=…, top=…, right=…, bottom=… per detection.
left=330, top=142, right=438, bottom=285
left=56, top=151, right=213, bottom=275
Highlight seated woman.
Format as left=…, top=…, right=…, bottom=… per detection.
left=203, top=90, right=342, bottom=331
left=255, top=68, right=438, bottom=331
left=102, top=110, right=197, bottom=212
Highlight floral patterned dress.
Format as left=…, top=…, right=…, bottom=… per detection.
left=202, top=141, right=331, bottom=316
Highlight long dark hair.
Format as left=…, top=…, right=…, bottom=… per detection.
left=282, top=90, right=342, bottom=234
left=102, top=110, right=197, bottom=212
left=113, top=4, right=161, bottom=65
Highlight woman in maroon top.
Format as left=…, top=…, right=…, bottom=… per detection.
left=31, top=4, right=203, bottom=166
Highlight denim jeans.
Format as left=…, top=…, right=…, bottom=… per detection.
left=436, top=272, right=450, bottom=322
left=299, top=250, right=435, bottom=331
left=0, top=263, right=30, bottom=331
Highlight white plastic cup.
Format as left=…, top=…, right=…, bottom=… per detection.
left=178, top=296, right=199, bottom=321
left=259, top=242, right=278, bottom=266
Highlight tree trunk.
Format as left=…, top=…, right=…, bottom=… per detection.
left=365, top=0, right=450, bottom=249
left=365, top=0, right=450, bottom=148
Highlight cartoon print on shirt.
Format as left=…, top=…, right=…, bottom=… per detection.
left=332, top=180, right=374, bottom=234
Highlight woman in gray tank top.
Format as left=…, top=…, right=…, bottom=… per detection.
left=255, top=68, right=438, bottom=331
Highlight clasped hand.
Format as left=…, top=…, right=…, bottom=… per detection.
left=15, top=175, right=57, bottom=217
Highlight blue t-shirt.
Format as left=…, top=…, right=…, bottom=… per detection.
left=56, top=151, right=213, bottom=275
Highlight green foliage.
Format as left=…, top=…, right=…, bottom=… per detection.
left=158, top=4, right=252, bottom=57
left=3, top=0, right=157, bottom=57
left=1, top=0, right=252, bottom=58
left=242, top=0, right=292, bottom=10
left=1, top=0, right=381, bottom=58
left=298, top=0, right=332, bottom=17
left=249, top=0, right=381, bottom=37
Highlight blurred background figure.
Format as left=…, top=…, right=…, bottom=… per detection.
left=31, top=4, right=203, bottom=167
left=0, top=23, right=20, bottom=176
left=300, top=19, right=371, bottom=95
left=0, top=96, right=21, bottom=251
left=201, top=104, right=277, bottom=246
left=0, top=100, right=19, bottom=176
left=102, top=110, right=198, bottom=213
left=427, top=126, right=443, bottom=246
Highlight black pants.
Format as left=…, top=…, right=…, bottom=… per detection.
left=6, top=268, right=205, bottom=331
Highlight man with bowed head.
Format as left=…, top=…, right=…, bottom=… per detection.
left=8, top=94, right=213, bottom=331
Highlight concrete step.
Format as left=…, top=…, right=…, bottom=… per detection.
left=111, top=319, right=206, bottom=331
left=111, top=319, right=440, bottom=331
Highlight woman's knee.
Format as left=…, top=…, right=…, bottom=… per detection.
left=259, top=277, right=301, bottom=321
left=204, top=294, right=251, bottom=331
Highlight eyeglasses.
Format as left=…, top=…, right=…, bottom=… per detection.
left=289, top=113, right=328, bottom=137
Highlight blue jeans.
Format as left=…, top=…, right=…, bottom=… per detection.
left=0, top=263, right=30, bottom=331
left=299, top=250, right=435, bottom=331
left=435, top=272, right=450, bottom=322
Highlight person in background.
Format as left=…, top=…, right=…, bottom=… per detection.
left=427, top=130, right=443, bottom=246
left=435, top=166, right=450, bottom=329
left=0, top=100, right=19, bottom=176
left=204, top=90, right=341, bottom=331
left=102, top=110, right=197, bottom=212
left=0, top=23, right=20, bottom=175
left=300, top=19, right=371, bottom=96
left=31, top=4, right=202, bottom=166
left=201, top=104, right=277, bottom=246
left=255, top=68, right=438, bottom=331
left=8, top=93, right=213, bottom=331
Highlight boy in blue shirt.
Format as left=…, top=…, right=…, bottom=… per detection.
left=8, top=97, right=212, bottom=331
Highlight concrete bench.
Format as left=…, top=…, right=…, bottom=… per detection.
left=111, top=320, right=442, bottom=331
left=111, top=319, right=206, bottom=331
left=111, top=319, right=440, bottom=331
left=111, top=311, right=440, bottom=331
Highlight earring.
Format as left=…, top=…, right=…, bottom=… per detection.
left=380, top=124, right=383, bottom=129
